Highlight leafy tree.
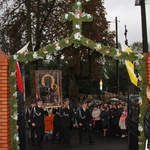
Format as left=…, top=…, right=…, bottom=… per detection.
left=130, top=41, right=150, bottom=53
left=0, top=0, right=115, bottom=100
left=130, top=42, right=143, bottom=53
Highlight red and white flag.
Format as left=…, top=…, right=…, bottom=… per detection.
left=16, top=62, right=24, bottom=93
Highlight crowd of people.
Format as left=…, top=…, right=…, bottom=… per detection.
left=26, top=98, right=129, bottom=149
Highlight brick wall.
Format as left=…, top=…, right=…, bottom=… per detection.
left=0, top=50, right=10, bottom=150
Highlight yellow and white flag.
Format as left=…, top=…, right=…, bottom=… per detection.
left=125, top=48, right=138, bottom=86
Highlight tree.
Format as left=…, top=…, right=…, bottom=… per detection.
left=130, top=42, right=143, bottom=53
left=0, top=0, right=115, bottom=100
left=130, top=41, right=150, bottom=53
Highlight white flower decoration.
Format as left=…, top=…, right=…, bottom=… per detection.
left=11, top=111, right=18, bottom=120
left=75, top=24, right=80, bottom=29
left=74, top=32, right=82, bottom=41
left=115, top=49, right=121, bottom=57
left=17, top=146, right=20, bottom=150
left=13, top=55, right=18, bottom=60
left=55, top=43, right=61, bottom=50
left=95, top=43, right=102, bottom=50
left=87, top=14, right=92, bottom=19
left=65, top=38, right=69, bottom=43
left=136, top=53, right=144, bottom=59
left=65, top=14, right=69, bottom=19
left=138, top=125, right=143, bottom=132
left=76, top=2, right=81, bottom=6
left=10, top=72, right=16, bottom=76
left=33, top=53, right=38, bottom=59
left=14, top=133, right=19, bottom=142
left=46, top=55, right=51, bottom=60
left=75, top=10, right=82, bottom=19
left=13, top=91, right=17, bottom=97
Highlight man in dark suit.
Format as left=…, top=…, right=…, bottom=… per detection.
left=30, top=98, right=45, bottom=149
left=59, top=98, right=75, bottom=147
left=77, top=101, right=94, bottom=145
left=52, top=107, right=62, bottom=144
left=144, top=85, right=150, bottom=149
left=26, top=99, right=37, bottom=146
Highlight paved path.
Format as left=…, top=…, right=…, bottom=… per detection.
left=26, top=129, right=128, bottom=150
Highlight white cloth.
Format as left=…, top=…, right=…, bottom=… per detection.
left=145, top=139, right=149, bottom=150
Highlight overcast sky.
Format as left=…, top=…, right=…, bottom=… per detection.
left=104, top=0, right=150, bottom=50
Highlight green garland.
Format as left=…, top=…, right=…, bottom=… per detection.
left=9, top=0, right=146, bottom=149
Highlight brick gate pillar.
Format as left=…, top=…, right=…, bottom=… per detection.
left=0, top=50, right=10, bottom=150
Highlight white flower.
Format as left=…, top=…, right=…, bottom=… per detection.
left=75, top=24, right=80, bottom=29
left=13, top=55, right=18, bottom=60
left=13, top=91, right=17, bottom=97
left=65, top=38, right=69, bottom=43
left=115, top=49, right=121, bottom=56
left=74, top=32, right=82, bottom=41
left=95, top=43, right=102, bottom=50
left=14, top=133, right=19, bottom=142
left=136, top=53, right=144, bottom=59
left=76, top=2, right=81, bottom=6
left=138, top=125, right=143, bottom=132
left=65, top=14, right=69, bottom=19
left=10, top=72, right=16, bottom=76
left=87, top=14, right=92, bottom=19
left=33, top=53, right=38, bottom=59
left=75, top=10, right=82, bottom=19
left=46, top=55, right=51, bottom=60
left=55, top=43, right=61, bottom=50
left=11, top=111, right=18, bottom=120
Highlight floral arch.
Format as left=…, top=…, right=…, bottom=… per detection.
left=9, top=0, right=146, bottom=149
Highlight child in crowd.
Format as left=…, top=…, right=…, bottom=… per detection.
left=119, top=112, right=127, bottom=138
left=44, top=109, right=54, bottom=141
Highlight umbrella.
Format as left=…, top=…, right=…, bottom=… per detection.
left=109, top=98, right=119, bottom=101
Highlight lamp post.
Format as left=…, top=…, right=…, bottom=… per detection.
left=135, top=0, right=148, bottom=53
left=100, top=79, right=103, bottom=101
left=115, top=17, right=119, bottom=97
left=108, top=17, right=120, bottom=96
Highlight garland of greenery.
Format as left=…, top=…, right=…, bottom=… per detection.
left=9, top=0, right=146, bottom=149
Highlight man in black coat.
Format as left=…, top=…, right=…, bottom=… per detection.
left=26, top=99, right=37, bottom=146
left=52, top=107, right=62, bottom=144
left=30, top=98, right=45, bottom=149
left=144, top=85, right=150, bottom=149
left=59, top=98, right=75, bottom=147
left=77, top=101, right=94, bottom=145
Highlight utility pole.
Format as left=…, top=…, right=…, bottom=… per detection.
left=115, top=16, right=119, bottom=97
left=135, top=0, right=148, bottom=53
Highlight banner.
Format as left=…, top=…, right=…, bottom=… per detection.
left=125, top=48, right=138, bottom=86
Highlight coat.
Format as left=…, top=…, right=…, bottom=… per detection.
left=100, top=110, right=109, bottom=127
left=44, top=114, right=54, bottom=133
left=77, top=108, right=92, bottom=125
left=119, top=115, right=127, bottom=130
left=144, top=105, right=150, bottom=139
left=59, top=106, right=74, bottom=127
left=30, top=106, right=45, bottom=127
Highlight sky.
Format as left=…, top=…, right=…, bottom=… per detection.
left=104, top=0, right=150, bottom=50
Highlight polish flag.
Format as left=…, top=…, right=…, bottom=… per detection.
left=16, top=62, right=24, bottom=93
